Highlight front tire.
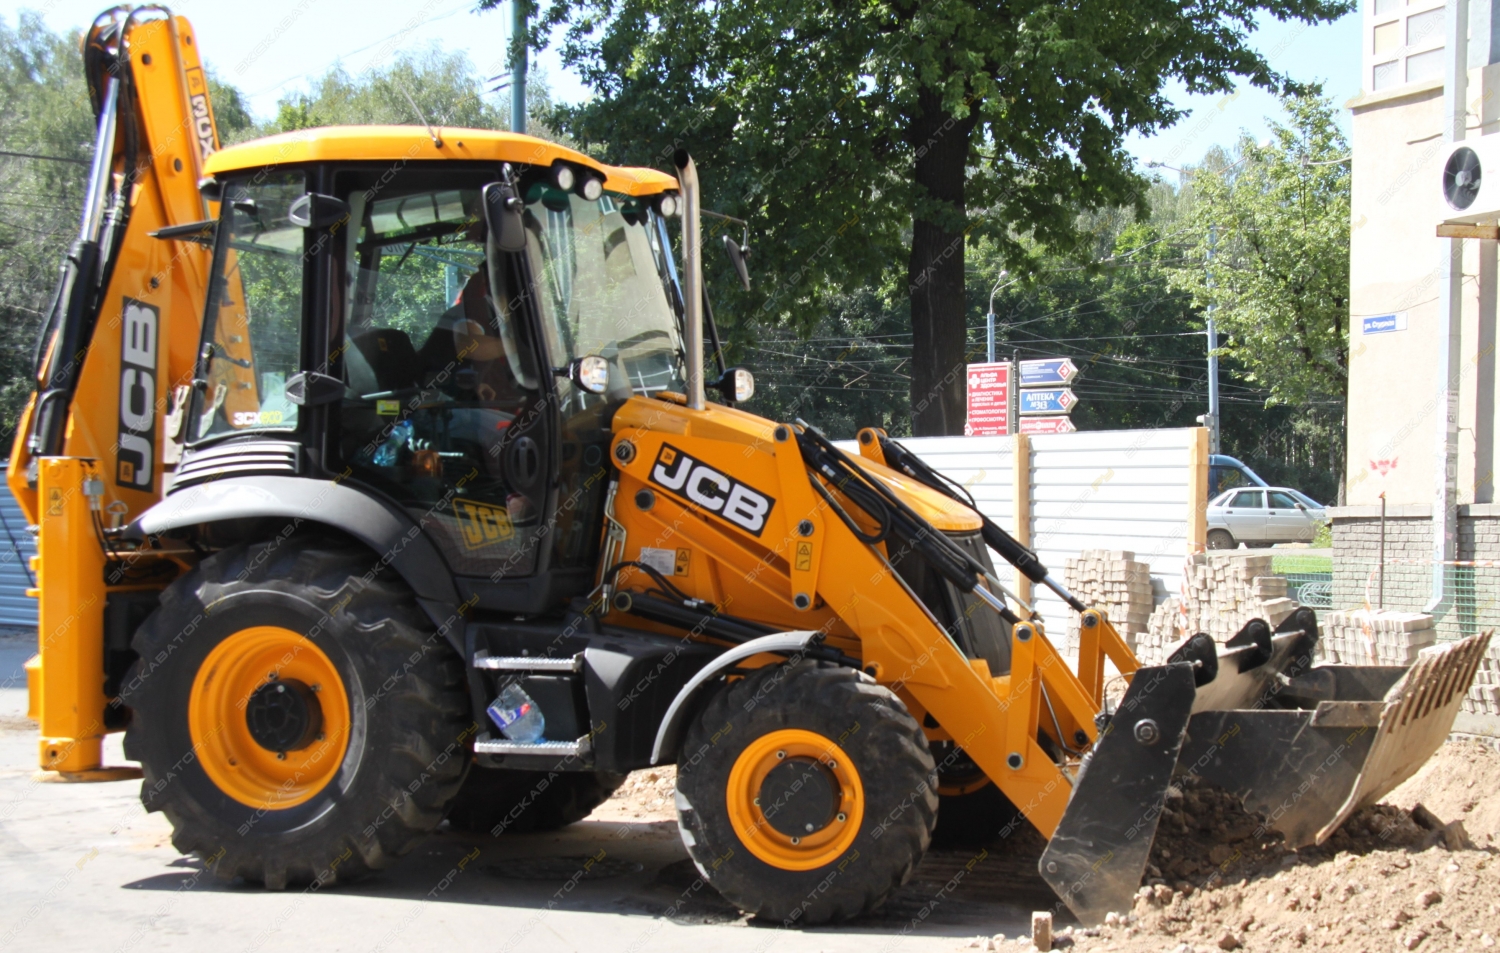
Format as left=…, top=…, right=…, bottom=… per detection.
left=122, top=536, right=471, bottom=888
left=675, top=660, right=936, bottom=924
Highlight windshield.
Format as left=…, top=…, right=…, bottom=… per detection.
left=190, top=172, right=305, bottom=441
left=521, top=186, right=685, bottom=402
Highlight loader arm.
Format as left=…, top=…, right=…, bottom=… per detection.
left=9, top=7, right=221, bottom=774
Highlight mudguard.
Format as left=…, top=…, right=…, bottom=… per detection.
left=127, top=474, right=461, bottom=606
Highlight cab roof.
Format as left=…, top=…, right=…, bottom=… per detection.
left=205, top=125, right=681, bottom=198
left=205, top=125, right=606, bottom=180
left=603, top=164, right=678, bottom=196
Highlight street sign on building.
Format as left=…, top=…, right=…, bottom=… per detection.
left=1361, top=312, right=1408, bottom=335
left=1019, top=387, right=1078, bottom=416
left=964, top=362, right=1011, bottom=436
left=1019, top=415, right=1077, bottom=435
left=1019, top=358, right=1079, bottom=387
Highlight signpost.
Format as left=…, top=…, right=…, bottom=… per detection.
left=964, top=362, right=1011, bottom=436
left=1019, top=387, right=1078, bottom=415
left=1019, top=358, right=1079, bottom=387
left=1019, top=416, right=1077, bottom=435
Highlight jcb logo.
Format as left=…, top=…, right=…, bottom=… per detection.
left=455, top=499, right=513, bottom=550
left=116, top=299, right=158, bottom=490
left=185, top=67, right=216, bottom=162
left=649, top=444, right=774, bottom=536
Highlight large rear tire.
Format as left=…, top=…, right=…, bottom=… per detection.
left=121, top=536, right=471, bottom=888
left=445, top=766, right=624, bottom=834
left=675, top=660, right=936, bottom=924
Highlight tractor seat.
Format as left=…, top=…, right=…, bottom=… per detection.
left=347, top=327, right=422, bottom=395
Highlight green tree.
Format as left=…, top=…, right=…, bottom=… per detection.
left=515, top=0, right=1349, bottom=435
left=262, top=48, right=558, bottom=139
left=0, top=13, right=95, bottom=439
left=1168, top=93, right=1350, bottom=497
left=0, top=14, right=256, bottom=441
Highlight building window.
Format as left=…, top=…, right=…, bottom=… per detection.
left=1374, top=0, right=1399, bottom=14
left=1373, top=59, right=1401, bottom=89
left=1407, top=47, right=1446, bottom=83
left=1407, top=8, right=1445, bottom=48
left=1374, top=20, right=1400, bottom=53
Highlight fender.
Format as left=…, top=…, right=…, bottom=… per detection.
left=128, top=474, right=461, bottom=607
left=650, top=630, right=829, bottom=765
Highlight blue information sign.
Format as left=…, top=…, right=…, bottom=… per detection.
left=1019, top=387, right=1078, bottom=415
left=1019, top=358, right=1079, bottom=387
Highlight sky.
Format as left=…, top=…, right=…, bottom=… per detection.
left=6, top=0, right=1361, bottom=170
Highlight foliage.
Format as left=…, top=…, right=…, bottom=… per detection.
left=1167, top=93, right=1350, bottom=498
left=516, top=0, right=1352, bottom=434
left=0, top=13, right=95, bottom=441
left=261, top=47, right=558, bottom=140
left=208, top=71, right=256, bottom=145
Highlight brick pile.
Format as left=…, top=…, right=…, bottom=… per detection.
left=1062, top=549, right=1153, bottom=654
left=1460, top=639, right=1500, bottom=717
left=1318, top=609, right=1436, bottom=665
left=1138, top=552, right=1300, bottom=664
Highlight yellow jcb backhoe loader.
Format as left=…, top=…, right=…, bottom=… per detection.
left=12, top=5, right=1489, bottom=924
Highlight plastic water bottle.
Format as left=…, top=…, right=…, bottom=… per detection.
left=373, top=420, right=413, bottom=466
left=486, top=683, right=545, bottom=742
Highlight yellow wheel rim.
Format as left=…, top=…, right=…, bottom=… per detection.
left=725, top=728, right=863, bottom=871
left=188, top=625, right=350, bottom=810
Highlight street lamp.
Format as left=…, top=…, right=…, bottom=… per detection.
left=986, top=268, right=1023, bottom=363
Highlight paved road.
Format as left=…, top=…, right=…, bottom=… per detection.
left=0, top=632, right=1051, bottom=953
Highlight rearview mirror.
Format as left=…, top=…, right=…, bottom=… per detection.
left=288, top=192, right=350, bottom=229
left=723, top=235, right=751, bottom=291
left=482, top=181, right=526, bottom=253
left=565, top=355, right=610, bottom=395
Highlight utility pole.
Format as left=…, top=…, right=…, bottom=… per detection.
left=1428, top=0, right=1469, bottom=611
left=1205, top=226, right=1220, bottom=454
left=510, top=0, right=528, bottom=134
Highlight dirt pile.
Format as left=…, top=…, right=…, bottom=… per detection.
left=956, top=740, right=1500, bottom=951
left=596, top=765, right=678, bottom=822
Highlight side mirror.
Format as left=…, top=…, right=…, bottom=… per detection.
left=712, top=366, right=755, bottom=403
left=482, top=181, right=527, bottom=253
left=564, top=355, right=610, bottom=395
left=723, top=235, right=752, bottom=291
left=288, top=192, right=350, bottom=229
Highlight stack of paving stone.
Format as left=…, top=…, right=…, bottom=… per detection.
left=1062, top=549, right=1154, bottom=655
left=1461, top=639, right=1500, bottom=717
left=1138, top=552, right=1301, bottom=664
left=1318, top=609, right=1436, bottom=665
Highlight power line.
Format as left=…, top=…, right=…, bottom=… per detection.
left=0, top=149, right=88, bottom=166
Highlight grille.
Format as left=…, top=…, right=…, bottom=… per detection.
left=168, top=440, right=301, bottom=493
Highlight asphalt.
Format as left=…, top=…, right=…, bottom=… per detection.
left=0, top=631, right=1049, bottom=953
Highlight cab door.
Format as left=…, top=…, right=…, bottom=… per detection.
left=332, top=170, right=551, bottom=582
left=1221, top=489, right=1266, bottom=542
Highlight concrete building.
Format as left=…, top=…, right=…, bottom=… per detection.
left=1338, top=0, right=1500, bottom=635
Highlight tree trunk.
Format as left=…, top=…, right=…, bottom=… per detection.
left=907, top=89, right=976, bottom=437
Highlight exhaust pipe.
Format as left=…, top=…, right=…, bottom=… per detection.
left=673, top=149, right=705, bottom=411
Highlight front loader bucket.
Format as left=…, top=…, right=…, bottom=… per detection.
left=1039, top=629, right=1490, bottom=925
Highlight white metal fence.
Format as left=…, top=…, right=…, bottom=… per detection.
left=845, top=428, right=1206, bottom=632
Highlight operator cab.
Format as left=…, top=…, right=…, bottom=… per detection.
left=179, top=127, right=688, bottom=612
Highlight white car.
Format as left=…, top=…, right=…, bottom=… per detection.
left=1206, top=486, right=1326, bottom=549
